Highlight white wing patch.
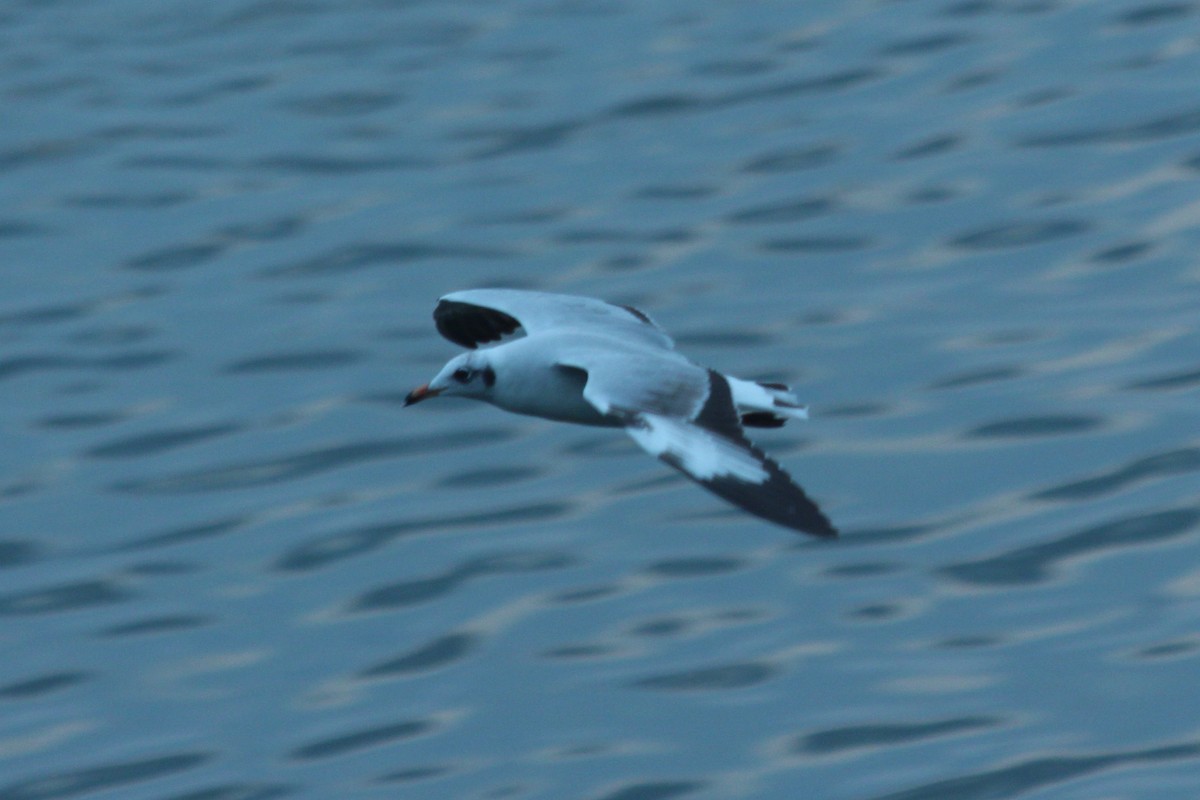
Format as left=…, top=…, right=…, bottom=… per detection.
left=626, top=414, right=769, bottom=484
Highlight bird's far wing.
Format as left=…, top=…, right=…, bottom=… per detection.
left=570, top=353, right=836, bottom=538
left=434, top=288, right=673, bottom=350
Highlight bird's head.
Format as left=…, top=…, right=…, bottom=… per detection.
left=404, top=352, right=496, bottom=406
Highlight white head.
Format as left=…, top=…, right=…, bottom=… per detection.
left=404, top=351, right=496, bottom=406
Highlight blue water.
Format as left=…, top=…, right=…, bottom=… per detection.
left=3, top=1, right=1200, bottom=798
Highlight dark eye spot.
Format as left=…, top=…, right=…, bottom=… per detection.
left=452, top=368, right=472, bottom=383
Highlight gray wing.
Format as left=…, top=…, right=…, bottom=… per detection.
left=559, top=347, right=837, bottom=538
left=434, top=288, right=673, bottom=350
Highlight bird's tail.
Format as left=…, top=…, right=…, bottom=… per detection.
left=727, top=378, right=809, bottom=428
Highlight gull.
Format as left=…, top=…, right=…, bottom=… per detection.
left=405, top=289, right=836, bottom=537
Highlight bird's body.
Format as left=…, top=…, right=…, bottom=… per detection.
left=406, top=289, right=836, bottom=537
left=484, top=333, right=627, bottom=426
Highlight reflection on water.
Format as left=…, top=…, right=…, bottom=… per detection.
left=4, top=0, right=1200, bottom=797
left=871, top=740, right=1200, bottom=800
left=941, top=507, right=1200, bottom=587
left=796, top=716, right=1002, bottom=756
left=275, top=502, right=573, bottom=572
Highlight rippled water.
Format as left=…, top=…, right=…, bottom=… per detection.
left=4, top=1, right=1200, bottom=798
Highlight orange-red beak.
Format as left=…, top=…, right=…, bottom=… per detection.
left=404, top=384, right=441, bottom=406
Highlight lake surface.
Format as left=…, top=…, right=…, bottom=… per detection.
left=3, top=1, right=1200, bottom=798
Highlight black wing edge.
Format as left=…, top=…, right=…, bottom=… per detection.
left=433, top=300, right=521, bottom=349
left=680, top=445, right=838, bottom=538
left=676, top=371, right=837, bottom=538
left=618, top=303, right=654, bottom=324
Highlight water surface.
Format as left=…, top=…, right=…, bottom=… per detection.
left=3, top=1, right=1200, bottom=798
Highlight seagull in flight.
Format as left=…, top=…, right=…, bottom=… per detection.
left=405, top=289, right=836, bottom=537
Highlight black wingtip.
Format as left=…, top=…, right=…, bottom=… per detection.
left=673, top=457, right=836, bottom=539
left=805, top=515, right=839, bottom=539
left=433, top=299, right=520, bottom=349
left=732, top=468, right=836, bottom=537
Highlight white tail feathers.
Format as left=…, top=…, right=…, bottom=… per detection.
left=727, top=377, right=809, bottom=428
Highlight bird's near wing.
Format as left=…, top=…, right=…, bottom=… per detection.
left=434, top=288, right=673, bottom=350
left=561, top=348, right=837, bottom=538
